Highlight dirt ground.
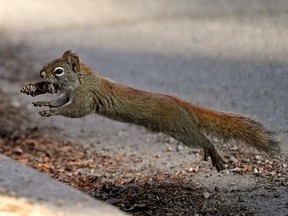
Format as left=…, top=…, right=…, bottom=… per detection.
left=0, top=44, right=287, bottom=216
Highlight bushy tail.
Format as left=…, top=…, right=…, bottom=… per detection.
left=187, top=104, right=280, bottom=154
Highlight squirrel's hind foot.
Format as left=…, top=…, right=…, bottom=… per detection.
left=205, top=148, right=227, bottom=171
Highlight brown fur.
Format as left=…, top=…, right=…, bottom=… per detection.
left=186, top=104, right=280, bottom=153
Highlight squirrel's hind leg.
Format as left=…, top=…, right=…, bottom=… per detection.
left=171, top=130, right=227, bottom=171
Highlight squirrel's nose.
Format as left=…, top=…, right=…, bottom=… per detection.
left=40, top=70, right=45, bottom=79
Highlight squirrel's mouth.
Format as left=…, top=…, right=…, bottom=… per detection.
left=38, top=81, right=59, bottom=93
left=44, top=82, right=60, bottom=94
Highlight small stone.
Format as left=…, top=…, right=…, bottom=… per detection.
left=154, top=154, right=161, bottom=158
left=214, top=186, right=221, bottom=192
left=14, top=147, right=23, bottom=154
left=254, top=168, right=259, bottom=174
left=203, top=192, right=211, bottom=199
left=176, top=144, right=184, bottom=152
left=255, top=155, right=262, bottom=160
left=187, top=166, right=199, bottom=173
left=166, top=145, right=173, bottom=152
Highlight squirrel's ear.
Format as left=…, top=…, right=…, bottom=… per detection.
left=62, top=50, right=80, bottom=72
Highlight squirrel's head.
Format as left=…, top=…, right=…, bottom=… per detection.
left=39, top=50, right=81, bottom=91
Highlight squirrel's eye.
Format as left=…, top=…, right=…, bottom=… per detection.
left=54, top=67, right=64, bottom=76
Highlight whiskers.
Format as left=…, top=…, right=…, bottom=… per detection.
left=33, top=65, right=42, bottom=77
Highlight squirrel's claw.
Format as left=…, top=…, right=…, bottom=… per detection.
left=39, top=109, right=55, bottom=117
left=33, top=101, right=50, bottom=107
left=211, top=156, right=227, bottom=172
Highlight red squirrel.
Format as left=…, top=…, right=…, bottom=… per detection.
left=21, top=50, right=280, bottom=171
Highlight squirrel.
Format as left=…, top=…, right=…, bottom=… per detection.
left=21, top=50, right=280, bottom=171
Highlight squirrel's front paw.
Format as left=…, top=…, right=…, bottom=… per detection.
left=33, top=101, right=50, bottom=107
left=39, top=109, right=56, bottom=117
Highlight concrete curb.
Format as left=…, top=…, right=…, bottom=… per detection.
left=0, top=154, right=127, bottom=216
